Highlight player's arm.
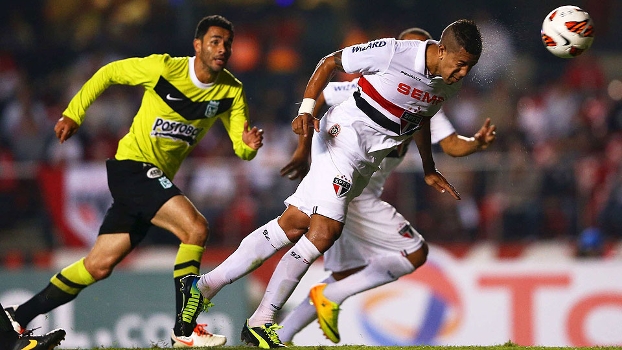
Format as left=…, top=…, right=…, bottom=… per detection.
left=280, top=92, right=326, bottom=180
left=438, top=118, right=496, bottom=157
left=292, top=51, right=344, bottom=137
left=223, top=89, right=263, bottom=161
left=56, top=55, right=162, bottom=143
left=413, top=120, right=461, bottom=200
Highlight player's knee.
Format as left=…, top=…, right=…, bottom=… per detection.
left=187, top=215, right=209, bottom=245
left=278, top=207, right=310, bottom=242
left=86, top=260, right=115, bottom=281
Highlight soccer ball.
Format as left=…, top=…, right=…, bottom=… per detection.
left=541, top=5, right=594, bottom=58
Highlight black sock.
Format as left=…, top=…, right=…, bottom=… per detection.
left=15, top=283, right=77, bottom=327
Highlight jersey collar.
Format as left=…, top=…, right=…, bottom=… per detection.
left=415, top=39, right=438, bottom=78
left=189, top=56, right=215, bottom=89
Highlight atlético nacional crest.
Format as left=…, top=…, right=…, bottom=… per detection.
left=204, top=100, right=220, bottom=118
left=332, top=175, right=351, bottom=197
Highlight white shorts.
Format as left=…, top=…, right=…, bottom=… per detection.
left=323, top=195, right=425, bottom=272
left=285, top=103, right=398, bottom=223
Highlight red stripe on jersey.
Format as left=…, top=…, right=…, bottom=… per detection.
left=358, top=76, right=406, bottom=118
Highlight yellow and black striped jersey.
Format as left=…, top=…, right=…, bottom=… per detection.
left=63, top=54, right=257, bottom=179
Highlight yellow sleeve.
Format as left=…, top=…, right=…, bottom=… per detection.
left=220, top=88, right=258, bottom=161
left=63, top=54, right=165, bottom=125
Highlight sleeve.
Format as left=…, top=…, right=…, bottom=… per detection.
left=220, top=87, right=257, bottom=161
left=341, top=38, right=394, bottom=76
left=323, top=78, right=360, bottom=107
left=63, top=54, right=165, bottom=125
left=429, top=108, right=456, bottom=144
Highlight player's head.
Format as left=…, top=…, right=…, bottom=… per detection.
left=437, top=19, right=482, bottom=84
left=195, top=15, right=234, bottom=41
left=398, top=27, right=432, bottom=41
left=193, top=15, right=234, bottom=73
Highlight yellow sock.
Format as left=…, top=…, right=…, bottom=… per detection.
left=50, top=258, right=96, bottom=295
left=174, top=243, right=205, bottom=278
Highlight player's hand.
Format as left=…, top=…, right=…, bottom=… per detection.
left=280, top=149, right=310, bottom=180
left=54, top=116, right=79, bottom=144
left=423, top=169, right=461, bottom=200
left=292, top=113, right=319, bottom=137
left=242, top=121, right=264, bottom=150
left=474, top=118, right=496, bottom=151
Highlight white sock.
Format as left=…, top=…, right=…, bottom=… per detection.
left=278, top=275, right=336, bottom=342
left=323, top=254, right=415, bottom=304
left=249, top=235, right=321, bottom=327
left=197, top=218, right=291, bottom=300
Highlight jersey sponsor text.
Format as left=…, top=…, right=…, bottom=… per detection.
left=397, top=83, right=445, bottom=105
left=151, top=117, right=203, bottom=145
left=351, top=40, right=387, bottom=53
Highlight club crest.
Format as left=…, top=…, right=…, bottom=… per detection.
left=398, top=223, right=416, bottom=238
left=205, top=100, right=220, bottom=118
left=400, top=110, right=423, bottom=135
left=328, top=123, right=341, bottom=137
left=332, top=175, right=351, bottom=197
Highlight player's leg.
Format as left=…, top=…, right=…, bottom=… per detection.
left=2, top=302, right=66, bottom=349
left=321, top=246, right=425, bottom=304
left=10, top=232, right=132, bottom=331
left=317, top=198, right=427, bottom=305
left=9, top=160, right=149, bottom=330
left=196, top=205, right=307, bottom=301
left=295, top=199, right=427, bottom=343
left=149, top=194, right=228, bottom=347
left=277, top=274, right=335, bottom=344
left=241, top=215, right=342, bottom=348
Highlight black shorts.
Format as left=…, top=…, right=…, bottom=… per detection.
left=99, top=159, right=182, bottom=246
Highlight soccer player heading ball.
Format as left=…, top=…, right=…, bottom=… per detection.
left=180, top=19, right=483, bottom=348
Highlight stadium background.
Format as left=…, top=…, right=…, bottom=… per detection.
left=1, top=0, right=622, bottom=348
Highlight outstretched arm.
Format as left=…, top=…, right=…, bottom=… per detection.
left=438, top=118, right=496, bottom=157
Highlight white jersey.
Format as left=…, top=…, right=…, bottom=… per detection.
left=322, top=77, right=456, bottom=200
left=285, top=38, right=460, bottom=223
left=342, top=39, right=461, bottom=133
left=315, top=45, right=460, bottom=271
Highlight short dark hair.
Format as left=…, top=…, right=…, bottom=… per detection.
left=440, top=19, right=482, bottom=56
left=195, top=15, right=234, bottom=40
left=398, top=27, right=432, bottom=40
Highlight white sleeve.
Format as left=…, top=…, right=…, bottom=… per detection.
left=430, top=108, right=456, bottom=144
left=323, top=78, right=360, bottom=107
left=341, top=38, right=394, bottom=75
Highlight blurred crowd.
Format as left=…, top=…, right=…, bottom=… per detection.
left=0, top=0, right=621, bottom=254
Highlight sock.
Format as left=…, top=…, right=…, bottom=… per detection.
left=278, top=275, right=335, bottom=343
left=323, top=254, right=415, bottom=305
left=173, top=243, right=204, bottom=336
left=16, top=258, right=96, bottom=327
left=249, top=235, right=321, bottom=327
left=197, top=218, right=291, bottom=300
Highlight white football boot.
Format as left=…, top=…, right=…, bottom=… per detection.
left=171, top=323, right=227, bottom=347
